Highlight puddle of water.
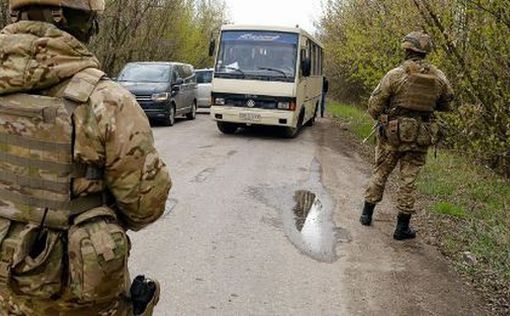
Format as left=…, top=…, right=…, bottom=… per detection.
left=251, top=159, right=351, bottom=263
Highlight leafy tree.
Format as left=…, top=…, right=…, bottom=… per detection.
left=320, top=0, right=510, bottom=176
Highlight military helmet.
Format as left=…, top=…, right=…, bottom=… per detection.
left=9, top=0, right=105, bottom=13
left=401, top=31, right=432, bottom=54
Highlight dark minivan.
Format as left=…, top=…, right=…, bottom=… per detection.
left=117, top=62, right=197, bottom=126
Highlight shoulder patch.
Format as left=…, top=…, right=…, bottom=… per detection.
left=63, top=68, right=106, bottom=103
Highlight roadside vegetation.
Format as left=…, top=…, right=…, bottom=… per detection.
left=0, top=0, right=228, bottom=75
left=329, top=101, right=510, bottom=315
left=319, top=0, right=510, bottom=177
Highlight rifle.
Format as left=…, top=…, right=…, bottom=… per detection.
left=362, top=124, right=378, bottom=144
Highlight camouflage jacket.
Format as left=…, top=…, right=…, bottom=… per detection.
left=0, top=21, right=171, bottom=231
left=368, top=58, right=454, bottom=151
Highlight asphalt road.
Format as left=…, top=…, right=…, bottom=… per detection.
left=129, top=113, right=483, bottom=316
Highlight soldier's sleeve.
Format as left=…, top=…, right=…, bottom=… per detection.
left=436, top=69, right=454, bottom=112
left=367, top=68, right=400, bottom=119
left=89, top=81, right=172, bottom=231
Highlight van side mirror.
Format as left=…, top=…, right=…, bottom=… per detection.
left=173, top=78, right=184, bottom=86
left=209, top=39, right=216, bottom=57
left=301, top=57, right=312, bottom=77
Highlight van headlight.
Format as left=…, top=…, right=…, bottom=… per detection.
left=152, top=92, right=170, bottom=102
left=215, top=97, right=226, bottom=105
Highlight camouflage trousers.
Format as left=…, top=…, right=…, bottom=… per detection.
left=365, top=142, right=427, bottom=214
left=0, top=291, right=132, bottom=316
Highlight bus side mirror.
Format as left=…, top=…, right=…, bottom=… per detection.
left=209, top=39, right=216, bottom=57
left=301, top=57, right=312, bottom=77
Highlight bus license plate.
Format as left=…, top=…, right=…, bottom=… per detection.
left=239, top=113, right=261, bottom=121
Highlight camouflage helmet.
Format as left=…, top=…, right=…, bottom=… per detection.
left=9, top=0, right=105, bottom=14
left=401, top=31, right=432, bottom=54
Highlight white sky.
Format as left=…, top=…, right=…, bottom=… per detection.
left=225, top=0, right=323, bottom=34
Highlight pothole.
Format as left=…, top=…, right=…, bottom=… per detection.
left=251, top=159, right=351, bottom=263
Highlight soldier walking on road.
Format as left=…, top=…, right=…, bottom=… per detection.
left=359, top=32, right=454, bottom=240
left=0, top=0, right=171, bottom=315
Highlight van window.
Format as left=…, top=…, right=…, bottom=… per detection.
left=118, top=64, right=171, bottom=83
left=196, top=71, right=213, bottom=84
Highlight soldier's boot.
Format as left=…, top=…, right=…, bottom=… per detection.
left=360, top=202, right=376, bottom=226
left=131, top=275, right=161, bottom=316
left=393, top=212, right=417, bottom=240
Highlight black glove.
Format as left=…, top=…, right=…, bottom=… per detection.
left=130, top=275, right=158, bottom=315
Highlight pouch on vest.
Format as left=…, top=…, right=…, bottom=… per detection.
left=385, top=119, right=400, bottom=145
left=0, top=68, right=106, bottom=229
left=0, top=221, right=64, bottom=299
left=417, top=122, right=441, bottom=147
left=68, top=206, right=130, bottom=303
left=398, top=117, right=419, bottom=143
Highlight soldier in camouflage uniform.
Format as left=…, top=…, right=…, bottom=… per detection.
left=360, top=32, right=454, bottom=240
left=0, top=0, right=171, bottom=315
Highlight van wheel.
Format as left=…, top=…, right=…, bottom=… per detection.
left=163, top=106, right=175, bottom=126
left=186, top=101, right=197, bottom=120
left=217, top=122, right=238, bottom=134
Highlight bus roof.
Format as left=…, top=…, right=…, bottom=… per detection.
left=220, top=24, right=323, bottom=48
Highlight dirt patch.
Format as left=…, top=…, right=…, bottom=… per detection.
left=326, top=115, right=501, bottom=315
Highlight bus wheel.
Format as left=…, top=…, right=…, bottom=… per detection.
left=282, top=126, right=298, bottom=138
left=217, top=122, right=238, bottom=134
left=306, top=104, right=318, bottom=127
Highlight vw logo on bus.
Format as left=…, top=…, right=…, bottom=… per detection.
left=247, top=99, right=256, bottom=108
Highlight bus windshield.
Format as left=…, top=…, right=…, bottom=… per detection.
left=215, top=31, right=299, bottom=82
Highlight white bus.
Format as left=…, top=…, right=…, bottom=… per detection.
left=210, top=25, right=324, bottom=137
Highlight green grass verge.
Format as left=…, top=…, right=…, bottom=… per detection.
left=329, top=101, right=510, bottom=300
left=328, top=101, right=374, bottom=140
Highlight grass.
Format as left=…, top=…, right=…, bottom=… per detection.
left=329, top=101, right=510, bottom=313
left=328, top=101, right=374, bottom=140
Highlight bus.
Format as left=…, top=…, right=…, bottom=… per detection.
left=210, top=25, right=324, bottom=137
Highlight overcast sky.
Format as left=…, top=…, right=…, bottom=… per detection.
left=224, top=0, right=323, bottom=34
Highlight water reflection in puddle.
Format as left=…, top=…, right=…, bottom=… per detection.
left=252, top=159, right=351, bottom=263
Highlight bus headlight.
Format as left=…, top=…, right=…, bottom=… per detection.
left=152, top=92, right=170, bottom=102
left=215, top=98, right=226, bottom=105
left=278, top=102, right=290, bottom=110
left=278, top=101, right=296, bottom=111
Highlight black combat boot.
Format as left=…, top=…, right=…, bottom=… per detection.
left=360, top=202, right=376, bottom=226
left=393, top=212, right=417, bottom=240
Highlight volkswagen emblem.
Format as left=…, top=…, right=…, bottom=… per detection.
left=247, top=99, right=256, bottom=108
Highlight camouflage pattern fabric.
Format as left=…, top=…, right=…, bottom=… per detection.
left=364, top=139, right=427, bottom=214
left=364, top=57, right=453, bottom=213
left=0, top=21, right=171, bottom=314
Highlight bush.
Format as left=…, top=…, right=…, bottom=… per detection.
left=319, top=0, right=510, bottom=176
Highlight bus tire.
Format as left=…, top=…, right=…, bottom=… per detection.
left=283, top=111, right=303, bottom=138
left=217, top=122, right=238, bottom=134
left=305, top=104, right=318, bottom=127
left=282, top=126, right=299, bottom=138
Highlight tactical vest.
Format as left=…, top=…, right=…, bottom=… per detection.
left=392, top=61, right=439, bottom=112
left=0, top=69, right=107, bottom=230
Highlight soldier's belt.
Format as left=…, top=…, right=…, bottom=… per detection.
left=0, top=190, right=107, bottom=229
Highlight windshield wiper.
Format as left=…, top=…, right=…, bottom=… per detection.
left=257, top=67, right=288, bottom=78
left=219, top=66, right=246, bottom=78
